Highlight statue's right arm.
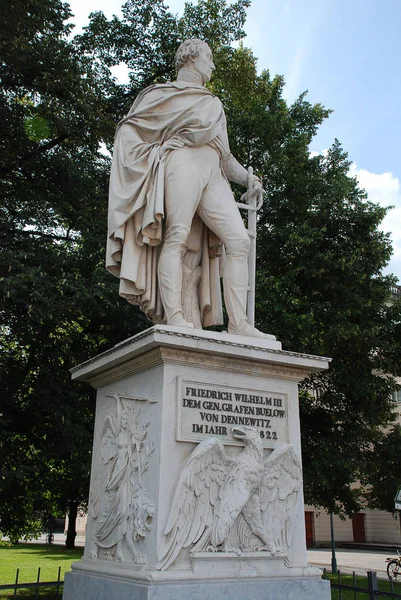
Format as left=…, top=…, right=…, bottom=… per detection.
left=218, top=110, right=261, bottom=190
left=222, top=153, right=249, bottom=187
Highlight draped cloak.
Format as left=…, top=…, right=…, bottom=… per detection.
left=106, top=80, right=233, bottom=326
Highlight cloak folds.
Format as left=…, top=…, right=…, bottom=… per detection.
left=106, top=80, right=229, bottom=326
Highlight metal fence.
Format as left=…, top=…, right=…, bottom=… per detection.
left=324, top=569, right=401, bottom=599
left=0, top=566, right=63, bottom=599
left=2, top=566, right=401, bottom=599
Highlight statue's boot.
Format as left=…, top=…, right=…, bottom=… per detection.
left=169, top=314, right=195, bottom=328
left=158, top=238, right=194, bottom=328
left=223, top=246, right=272, bottom=339
left=228, top=321, right=275, bottom=339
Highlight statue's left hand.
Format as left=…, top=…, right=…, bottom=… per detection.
left=249, top=177, right=263, bottom=198
left=239, top=173, right=265, bottom=210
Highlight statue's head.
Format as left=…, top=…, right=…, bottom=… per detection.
left=121, top=410, right=129, bottom=428
left=131, top=484, right=155, bottom=540
left=175, top=38, right=215, bottom=84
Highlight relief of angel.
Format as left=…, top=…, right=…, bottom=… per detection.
left=157, top=426, right=301, bottom=571
left=89, top=395, right=155, bottom=563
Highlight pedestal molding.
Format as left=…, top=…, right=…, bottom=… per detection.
left=87, top=348, right=164, bottom=388
left=71, top=325, right=330, bottom=387
left=87, top=346, right=318, bottom=388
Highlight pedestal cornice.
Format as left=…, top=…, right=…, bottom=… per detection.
left=70, top=325, right=331, bottom=388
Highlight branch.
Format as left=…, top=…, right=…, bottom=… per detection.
left=5, top=228, right=76, bottom=242
left=0, top=134, right=69, bottom=178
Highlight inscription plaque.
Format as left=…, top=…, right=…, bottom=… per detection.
left=177, top=378, right=289, bottom=448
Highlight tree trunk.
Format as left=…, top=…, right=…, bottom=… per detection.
left=65, top=499, right=78, bottom=549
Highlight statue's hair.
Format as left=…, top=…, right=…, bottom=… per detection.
left=175, top=38, right=209, bottom=72
left=121, top=409, right=130, bottom=424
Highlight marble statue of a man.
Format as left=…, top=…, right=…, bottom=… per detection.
left=106, top=38, right=266, bottom=338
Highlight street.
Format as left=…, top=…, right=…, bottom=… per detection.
left=308, top=548, right=394, bottom=579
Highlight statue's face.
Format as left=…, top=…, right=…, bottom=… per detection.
left=192, top=44, right=215, bottom=83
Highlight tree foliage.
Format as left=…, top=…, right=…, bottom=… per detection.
left=0, top=0, right=149, bottom=545
left=1, top=0, right=401, bottom=545
left=0, top=0, right=251, bottom=543
left=362, top=423, right=401, bottom=513
left=210, top=44, right=401, bottom=514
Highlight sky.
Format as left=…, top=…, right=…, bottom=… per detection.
left=67, top=0, right=401, bottom=281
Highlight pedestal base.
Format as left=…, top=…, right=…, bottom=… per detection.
left=64, top=569, right=331, bottom=600
left=64, top=326, right=331, bottom=600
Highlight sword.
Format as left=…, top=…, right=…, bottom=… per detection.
left=237, top=167, right=264, bottom=327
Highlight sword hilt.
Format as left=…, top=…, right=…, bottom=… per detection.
left=247, top=166, right=254, bottom=193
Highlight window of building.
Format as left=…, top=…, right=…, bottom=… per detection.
left=393, top=389, right=401, bottom=403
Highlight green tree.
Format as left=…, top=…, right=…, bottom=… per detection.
left=210, top=45, right=401, bottom=514
left=75, top=0, right=250, bottom=97
left=362, top=423, right=401, bottom=513
left=2, top=0, right=400, bottom=544
left=0, top=0, right=148, bottom=545
left=0, top=0, right=252, bottom=544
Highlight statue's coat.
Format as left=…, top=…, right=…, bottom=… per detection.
left=106, top=80, right=232, bottom=325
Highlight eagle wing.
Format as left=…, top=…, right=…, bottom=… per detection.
left=100, top=415, right=116, bottom=465
left=157, top=438, right=232, bottom=570
left=260, top=444, right=302, bottom=551
left=90, top=415, right=116, bottom=519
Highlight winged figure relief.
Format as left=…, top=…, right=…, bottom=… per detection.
left=89, top=395, right=155, bottom=563
left=157, top=426, right=301, bottom=571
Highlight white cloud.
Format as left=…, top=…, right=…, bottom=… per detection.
left=349, top=163, right=401, bottom=281
left=350, top=165, right=400, bottom=208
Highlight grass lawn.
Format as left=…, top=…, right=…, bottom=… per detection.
left=0, top=543, right=83, bottom=598
left=326, top=571, right=401, bottom=599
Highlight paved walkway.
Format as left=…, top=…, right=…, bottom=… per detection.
left=24, top=533, right=86, bottom=547
left=308, top=548, right=394, bottom=579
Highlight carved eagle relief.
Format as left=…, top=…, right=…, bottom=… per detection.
left=157, top=426, right=302, bottom=570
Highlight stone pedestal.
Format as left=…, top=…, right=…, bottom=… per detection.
left=63, top=326, right=331, bottom=599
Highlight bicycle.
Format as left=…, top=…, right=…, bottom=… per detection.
left=386, top=548, right=401, bottom=581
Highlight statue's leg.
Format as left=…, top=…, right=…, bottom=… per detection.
left=158, top=150, right=203, bottom=327
left=198, top=177, right=249, bottom=330
left=199, top=171, right=269, bottom=338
